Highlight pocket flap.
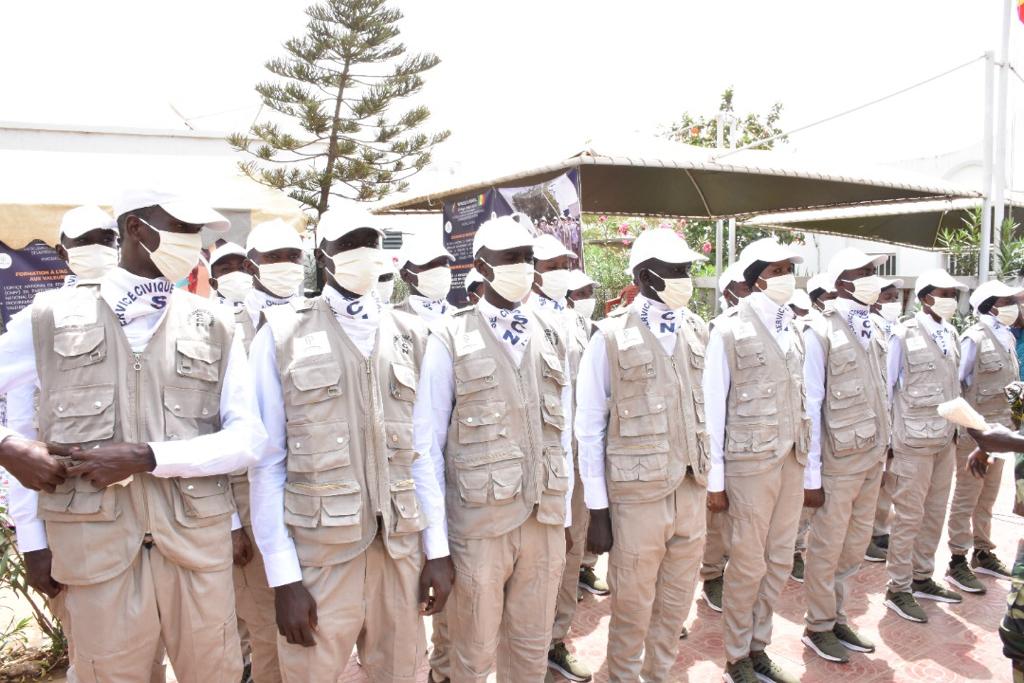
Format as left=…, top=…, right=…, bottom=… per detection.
left=177, top=339, right=222, bottom=364
left=385, top=421, right=414, bottom=450
left=286, top=420, right=350, bottom=454
left=618, top=346, right=654, bottom=369
left=617, top=394, right=667, bottom=418
left=457, top=468, right=490, bottom=491
left=455, top=356, right=497, bottom=382
left=179, top=476, right=229, bottom=498
left=977, top=385, right=1005, bottom=397
left=734, top=384, right=776, bottom=402
left=907, top=383, right=941, bottom=399
left=542, top=352, right=564, bottom=372
left=457, top=401, right=506, bottom=427
left=542, top=393, right=564, bottom=416
left=53, top=326, right=104, bottom=357
left=735, top=340, right=765, bottom=357
left=164, top=386, right=218, bottom=419
left=546, top=448, right=568, bottom=477
left=321, top=491, right=363, bottom=519
left=391, top=363, right=418, bottom=390
left=829, top=382, right=863, bottom=400
left=492, top=465, right=523, bottom=487
left=290, top=361, right=342, bottom=392
left=51, top=384, right=114, bottom=418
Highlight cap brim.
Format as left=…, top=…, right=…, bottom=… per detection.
left=161, top=199, right=230, bottom=233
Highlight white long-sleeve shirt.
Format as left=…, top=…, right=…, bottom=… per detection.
left=0, top=284, right=266, bottom=552
left=704, top=292, right=797, bottom=493
left=959, top=314, right=1014, bottom=387
left=248, top=310, right=451, bottom=588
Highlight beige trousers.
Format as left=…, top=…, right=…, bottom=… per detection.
left=948, top=440, right=1005, bottom=555
left=887, top=442, right=956, bottom=592
left=552, top=459, right=591, bottom=643
left=722, top=451, right=804, bottom=663
left=63, top=545, right=240, bottom=683
left=428, top=612, right=451, bottom=680
left=794, top=506, right=813, bottom=554
left=700, top=509, right=730, bottom=581
left=278, top=535, right=424, bottom=683
left=448, top=515, right=564, bottom=683
left=607, top=475, right=705, bottom=682
left=804, top=463, right=883, bottom=631
left=233, top=530, right=281, bottom=683
left=872, top=469, right=895, bottom=537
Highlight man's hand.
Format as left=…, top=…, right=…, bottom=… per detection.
left=232, top=528, right=254, bottom=567
left=586, top=508, right=613, bottom=555
left=65, top=443, right=156, bottom=489
left=418, top=556, right=455, bottom=616
left=967, top=424, right=1022, bottom=455
left=274, top=582, right=318, bottom=647
left=967, top=448, right=991, bottom=478
left=803, top=487, right=825, bottom=508
left=0, top=437, right=68, bottom=492
left=24, top=549, right=63, bottom=599
left=564, top=527, right=574, bottom=554
left=707, top=490, right=729, bottom=513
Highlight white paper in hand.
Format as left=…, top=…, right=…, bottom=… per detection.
left=937, top=398, right=988, bottom=430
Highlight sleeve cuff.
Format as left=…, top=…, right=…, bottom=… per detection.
left=422, top=520, right=451, bottom=560
left=230, top=513, right=242, bottom=531
left=707, top=461, right=725, bottom=492
left=263, top=549, right=303, bottom=587
left=14, top=520, right=48, bottom=553
left=582, top=474, right=609, bottom=511
left=803, top=462, right=822, bottom=489
left=148, top=441, right=183, bottom=478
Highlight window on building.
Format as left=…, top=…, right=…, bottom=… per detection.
left=871, top=253, right=897, bottom=276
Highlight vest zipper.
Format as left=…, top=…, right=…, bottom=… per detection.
left=133, top=352, right=153, bottom=539
left=365, top=358, right=384, bottom=516
left=668, top=355, right=693, bottom=472
left=515, top=363, right=539, bottom=504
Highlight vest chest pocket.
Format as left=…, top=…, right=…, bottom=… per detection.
left=734, top=383, right=778, bottom=418
left=53, top=326, right=106, bottom=371
left=827, top=348, right=858, bottom=376
left=455, top=357, right=498, bottom=397
left=288, top=360, right=343, bottom=405
left=607, top=450, right=669, bottom=483
left=390, top=363, right=418, bottom=402
left=174, top=476, right=234, bottom=528
left=541, top=351, right=567, bottom=387
left=827, top=380, right=866, bottom=412
left=692, top=388, right=706, bottom=423
left=284, top=481, right=363, bottom=545
left=735, top=341, right=766, bottom=370
left=456, top=400, right=507, bottom=444
left=905, top=383, right=943, bottom=409
left=829, top=417, right=878, bottom=457
left=543, top=445, right=569, bottom=493
left=617, top=395, right=668, bottom=437
left=687, top=338, right=706, bottom=371
left=385, top=420, right=416, bottom=467
left=163, top=386, right=219, bottom=440
left=47, top=384, right=115, bottom=445
left=975, top=384, right=1008, bottom=407
left=541, top=393, right=565, bottom=430
left=455, top=457, right=523, bottom=507
left=176, top=339, right=222, bottom=383
left=618, top=346, right=655, bottom=382
left=286, top=420, right=351, bottom=474
left=906, top=348, right=938, bottom=374
left=37, top=477, right=117, bottom=523
left=390, top=479, right=425, bottom=534
left=978, top=350, right=1007, bottom=374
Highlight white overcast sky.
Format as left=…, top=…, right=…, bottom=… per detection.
left=2, top=0, right=1023, bottom=194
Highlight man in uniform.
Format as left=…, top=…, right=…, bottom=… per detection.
left=395, top=230, right=455, bottom=323
left=945, top=279, right=1023, bottom=593
left=807, top=273, right=838, bottom=315
left=208, top=242, right=252, bottom=306
left=884, top=269, right=967, bottom=622
left=415, top=215, right=573, bottom=682
left=789, top=285, right=817, bottom=585
left=577, top=228, right=709, bottom=682
left=464, top=268, right=484, bottom=306
left=566, top=269, right=597, bottom=325
left=247, top=208, right=452, bottom=682
left=801, top=248, right=890, bottom=663
left=0, top=189, right=266, bottom=682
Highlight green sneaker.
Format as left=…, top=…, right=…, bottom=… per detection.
left=912, top=578, right=962, bottom=603
left=946, top=554, right=986, bottom=594
left=723, top=657, right=759, bottom=683
left=884, top=589, right=928, bottom=623
left=702, top=575, right=724, bottom=613
left=578, top=566, right=610, bottom=595
left=790, top=552, right=805, bottom=583
left=972, top=550, right=1011, bottom=578
left=546, top=642, right=592, bottom=682
left=833, top=623, right=874, bottom=653
left=750, top=650, right=799, bottom=683
left=864, top=540, right=887, bottom=563
left=801, top=629, right=849, bottom=663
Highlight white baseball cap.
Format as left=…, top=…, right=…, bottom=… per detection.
left=827, top=247, right=888, bottom=276
left=969, top=279, right=1024, bottom=311
left=879, top=276, right=904, bottom=291
left=399, top=229, right=454, bottom=268
left=789, top=289, right=812, bottom=311
left=59, top=205, right=117, bottom=240
left=738, top=237, right=804, bottom=268
left=717, top=261, right=748, bottom=293
left=915, top=268, right=967, bottom=296
left=209, top=242, right=247, bottom=268
left=246, top=219, right=303, bottom=254
left=567, top=269, right=595, bottom=292
left=807, top=272, right=838, bottom=295
left=472, top=215, right=535, bottom=257
left=626, top=228, right=705, bottom=274
left=113, top=189, right=230, bottom=232
left=464, top=268, right=485, bottom=290
left=533, top=234, right=575, bottom=261
left=317, top=206, right=385, bottom=244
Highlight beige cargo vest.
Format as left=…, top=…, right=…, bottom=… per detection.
left=566, top=310, right=592, bottom=382
left=961, top=321, right=1018, bottom=428
left=602, top=308, right=709, bottom=503
left=229, top=305, right=259, bottom=526
left=719, top=299, right=809, bottom=476
left=811, top=309, right=889, bottom=475
left=31, top=286, right=236, bottom=586
left=263, top=298, right=427, bottom=568
left=892, top=317, right=960, bottom=455
left=437, top=307, right=568, bottom=540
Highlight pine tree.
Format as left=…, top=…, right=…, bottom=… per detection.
left=229, top=0, right=450, bottom=218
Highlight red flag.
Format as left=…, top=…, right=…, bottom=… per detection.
left=1019, top=0, right=1024, bottom=23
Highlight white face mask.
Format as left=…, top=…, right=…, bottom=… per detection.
left=880, top=301, right=902, bottom=322
left=840, top=275, right=882, bottom=306
left=256, top=261, right=305, bottom=299
left=719, top=295, right=730, bottom=311
left=759, top=273, right=796, bottom=306
left=652, top=273, right=693, bottom=309
left=66, top=244, right=118, bottom=280
left=414, top=266, right=452, bottom=301
left=375, top=277, right=395, bottom=303
left=537, top=268, right=571, bottom=301
left=215, top=270, right=253, bottom=303
left=328, top=246, right=386, bottom=296
left=138, top=219, right=203, bottom=283
left=995, top=304, right=1018, bottom=327
left=483, top=261, right=534, bottom=303
left=573, top=297, right=596, bottom=320
left=929, top=296, right=958, bottom=321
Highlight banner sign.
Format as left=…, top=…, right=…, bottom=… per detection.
left=0, top=240, right=69, bottom=327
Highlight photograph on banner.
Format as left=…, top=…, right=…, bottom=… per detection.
left=497, top=169, right=582, bottom=262
left=0, top=239, right=71, bottom=326
left=443, top=189, right=499, bottom=306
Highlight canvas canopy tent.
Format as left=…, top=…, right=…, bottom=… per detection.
left=742, top=194, right=1024, bottom=250
left=373, top=135, right=979, bottom=218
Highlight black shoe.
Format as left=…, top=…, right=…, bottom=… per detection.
left=874, top=533, right=890, bottom=550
